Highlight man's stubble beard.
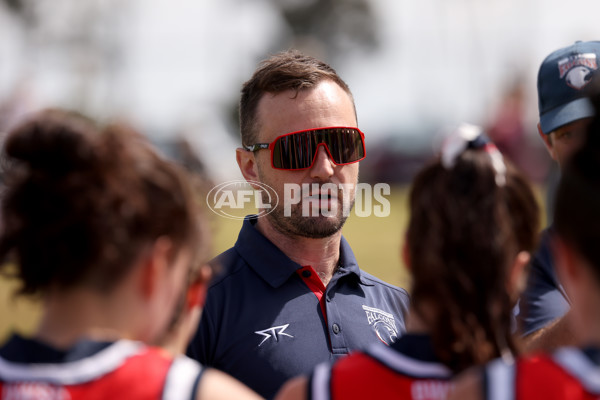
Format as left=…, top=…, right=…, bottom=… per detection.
left=256, top=169, right=356, bottom=239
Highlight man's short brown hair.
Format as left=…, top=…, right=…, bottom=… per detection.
left=239, top=50, right=355, bottom=146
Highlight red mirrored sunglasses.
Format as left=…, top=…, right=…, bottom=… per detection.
left=244, top=127, right=366, bottom=170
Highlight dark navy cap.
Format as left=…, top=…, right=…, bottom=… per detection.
left=538, top=41, right=600, bottom=134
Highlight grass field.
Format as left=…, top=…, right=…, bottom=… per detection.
left=0, top=184, right=546, bottom=344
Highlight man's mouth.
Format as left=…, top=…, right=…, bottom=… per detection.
left=305, top=192, right=337, bottom=201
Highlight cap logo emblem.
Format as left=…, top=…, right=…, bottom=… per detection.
left=558, top=53, right=598, bottom=90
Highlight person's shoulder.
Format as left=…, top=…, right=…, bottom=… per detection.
left=359, top=270, right=410, bottom=298
left=207, top=247, right=249, bottom=289
left=274, top=375, right=308, bottom=400
left=196, top=368, right=263, bottom=400
left=161, top=354, right=206, bottom=400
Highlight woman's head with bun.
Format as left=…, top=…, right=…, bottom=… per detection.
left=0, top=108, right=208, bottom=344
left=406, top=126, right=539, bottom=373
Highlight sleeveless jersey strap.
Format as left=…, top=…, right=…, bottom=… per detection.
left=484, top=359, right=516, bottom=400
left=309, top=362, right=332, bottom=400
left=162, top=356, right=203, bottom=400
left=553, top=347, right=600, bottom=395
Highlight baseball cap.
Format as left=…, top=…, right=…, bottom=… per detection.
left=538, top=40, right=600, bottom=134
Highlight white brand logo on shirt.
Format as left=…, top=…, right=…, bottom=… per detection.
left=362, top=305, right=398, bottom=345
left=255, top=324, right=294, bottom=347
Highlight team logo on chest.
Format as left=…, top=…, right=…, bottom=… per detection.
left=254, top=323, right=294, bottom=347
left=558, top=53, right=598, bottom=90
left=362, top=305, right=398, bottom=345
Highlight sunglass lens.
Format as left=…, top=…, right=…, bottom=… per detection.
left=321, top=128, right=364, bottom=165
left=272, top=128, right=364, bottom=170
left=272, top=131, right=315, bottom=169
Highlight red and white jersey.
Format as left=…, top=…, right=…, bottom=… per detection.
left=485, top=347, right=600, bottom=400
left=0, top=335, right=202, bottom=400
left=309, top=335, right=452, bottom=400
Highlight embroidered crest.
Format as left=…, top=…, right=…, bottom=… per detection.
left=558, top=53, right=598, bottom=89
left=362, top=305, right=398, bottom=345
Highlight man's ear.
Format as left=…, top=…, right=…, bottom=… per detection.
left=507, top=251, right=531, bottom=301
left=538, top=123, right=558, bottom=161
left=139, top=237, right=173, bottom=300
left=236, top=148, right=261, bottom=189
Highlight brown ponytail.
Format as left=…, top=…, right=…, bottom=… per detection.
left=407, top=149, right=539, bottom=372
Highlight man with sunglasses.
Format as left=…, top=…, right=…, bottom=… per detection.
left=187, top=50, right=409, bottom=399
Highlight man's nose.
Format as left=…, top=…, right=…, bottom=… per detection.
left=309, top=144, right=335, bottom=180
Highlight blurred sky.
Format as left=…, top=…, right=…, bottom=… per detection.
left=1, top=0, right=599, bottom=181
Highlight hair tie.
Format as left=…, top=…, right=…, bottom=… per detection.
left=441, top=123, right=506, bottom=186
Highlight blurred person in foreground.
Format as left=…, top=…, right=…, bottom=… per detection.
left=186, top=50, right=410, bottom=399
left=0, top=109, right=260, bottom=400
left=450, top=81, right=600, bottom=400
left=275, top=124, right=540, bottom=400
left=517, top=41, right=600, bottom=351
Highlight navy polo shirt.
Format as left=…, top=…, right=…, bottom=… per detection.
left=187, top=216, right=410, bottom=399
left=517, top=227, right=571, bottom=336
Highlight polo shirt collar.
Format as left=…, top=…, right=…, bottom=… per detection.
left=338, top=235, right=371, bottom=286
left=234, top=216, right=366, bottom=288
